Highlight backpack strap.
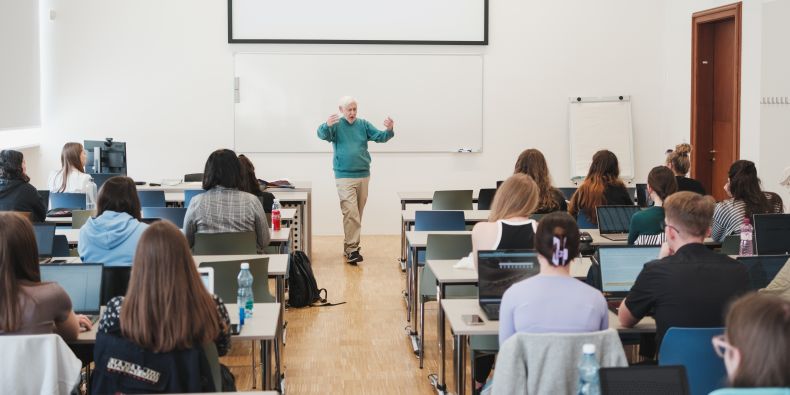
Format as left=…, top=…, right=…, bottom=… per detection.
left=311, top=289, right=346, bottom=307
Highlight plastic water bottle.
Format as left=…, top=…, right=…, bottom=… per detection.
left=272, top=199, right=281, bottom=231
left=577, top=344, right=601, bottom=395
left=739, top=217, right=754, bottom=256
left=237, top=262, right=254, bottom=318
left=86, top=179, right=98, bottom=210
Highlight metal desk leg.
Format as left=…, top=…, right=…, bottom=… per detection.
left=454, top=334, right=467, bottom=395
left=400, top=218, right=407, bottom=268
left=276, top=276, right=286, bottom=345
left=261, top=340, right=271, bottom=390
left=409, top=244, right=420, bottom=354
left=437, top=283, right=447, bottom=393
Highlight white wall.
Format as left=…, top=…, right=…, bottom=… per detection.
left=31, top=0, right=780, bottom=236
left=0, top=0, right=40, bottom=130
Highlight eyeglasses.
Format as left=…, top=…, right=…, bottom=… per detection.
left=711, top=334, right=734, bottom=358
left=661, top=221, right=682, bottom=236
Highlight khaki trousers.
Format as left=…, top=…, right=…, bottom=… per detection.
left=335, top=177, right=370, bottom=254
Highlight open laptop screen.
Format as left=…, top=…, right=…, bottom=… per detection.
left=477, top=250, right=540, bottom=301
left=736, top=255, right=788, bottom=290
left=39, top=264, right=103, bottom=315
left=597, top=206, right=641, bottom=234
left=598, top=246, right=660, bottom=294
left=32, top=223, right=56, bottom=258
left=754, top=214, right=790, bottom=255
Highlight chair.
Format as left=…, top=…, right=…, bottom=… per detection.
left=719, top=235, right=740, bottom=255
left=577, top=211, right=597, bottom=229
left=137, top=190, right=166, bottom=207
left=184, top=173, right=203, bottom=182
left=197, top=258, right=273, bottom=304
left=142, top=207, right=188, bottom=227
left=71, top=209, right=95, bottom=229
left=477, top=188, right=497, bottom=210
left=88, top=173, right=121, bottom=189
left=193, top=232, right=257, bottom=255
left=410, top=211, right=466, bottom=267
left=101, top=266, right=132, bottom=305
left=559, top=187, right=577, bottom=200
left=53, top=235, right=70, bottom=257
left=184, top=189, right=205, bottom=208
left=417, top=234, right=475, bottom=367
left=0, top=334, right=82, bottom=394
left=432, top=190, right=473, bottom=210
left=659, top=327, right=727, bottom=395
left=599, top=365, right=690, bottom=395
left=50, top=192, right=86, bottom=210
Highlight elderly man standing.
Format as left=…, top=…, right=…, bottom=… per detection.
left=317, top=96, right=395, bottom=264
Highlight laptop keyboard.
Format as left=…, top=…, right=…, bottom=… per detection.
left=602, top=233, right=629, bottom=241
left=482, top=304, right=500, bottom=321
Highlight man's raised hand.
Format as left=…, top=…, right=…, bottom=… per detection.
left=327, top=114, right=340, bottom=127
left=383, top=117, right=394, bottom=131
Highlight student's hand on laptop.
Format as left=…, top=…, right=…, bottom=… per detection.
left=659, top=242, right=674, bottom=258
left=77, top=315, right=93, bottom=332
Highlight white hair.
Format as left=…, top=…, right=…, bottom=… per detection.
left=338, top=96, right=357, bottom=109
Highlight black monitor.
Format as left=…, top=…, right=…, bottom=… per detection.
left=84, top=138, right=127, bottom=175
left=754, top=214, right=790, bottom=255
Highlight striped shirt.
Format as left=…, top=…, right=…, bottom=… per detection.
left=183, top=186, right=270, bottom=253
left=711, top=192, right=784, bottom=242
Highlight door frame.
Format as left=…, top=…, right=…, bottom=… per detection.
left=690, top=2, right=742, bottom=184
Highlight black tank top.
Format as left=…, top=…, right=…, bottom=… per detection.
left=494, top=220, right=536, bottom=250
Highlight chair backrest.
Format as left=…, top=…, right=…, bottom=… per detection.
left=50, top=192, right=86, bottom=210
left=414, top=210, right=466, bottom=231
left=599, top=365, right=690, bottom=395
left=137, top=190, right=166, bottom=208
left=577, top=211, right=597, bottom=229
left=71, top=209, right=95, bottom=229
left=426, top=234, right=473, bottom=260
left=184, top=173, right=203, bottom=182
left=197, top=258, right=273, bottom=303
left=432, top=190, right=473, bottom=210
left=720, top=235, right=740, bottom=255
left=658, top=327, right=727, bottom=395
left=477, top=188, right=497, bottom=210
left=184, top=189, right=205, bottom=208
left=101, top=266, right=132, bottom=305
left=0, top=334, right=82, bottom=394
left=193, top=232, right=257, bottom=255
left=53, top=235, right=71, bottom=257
left=141, top=207, right=188, bottom=228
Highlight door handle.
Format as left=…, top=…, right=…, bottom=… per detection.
left=709, top=150, right=717, bottom=154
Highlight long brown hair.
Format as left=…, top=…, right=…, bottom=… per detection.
left=666, top=143, right=692, bottom=175
left=121, top=221, right=222, bottom=352
left=514, top=149, right=561, bottom=212
left=569, top=150, right=625, bottom=223
left=489, top=173, right=539, bottom=221
left=97, top=176, right=142, bottom=220
left=725, top=293, right=790, bottom=387
left=56, top=142, right=85, bottom=192
left=238, top=155, right=263, bottom=197
left=0, top=213, right=42, bottom=332
left=728, top=160, right=778, bottom=217
left=647, top=166, right=678, bottom=202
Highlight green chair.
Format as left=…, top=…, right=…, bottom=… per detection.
left=197, top=258, right=273, bottom=304
left=193, top=232, right=257, bottom=255
left=432, top=190, right=473, bottom=210
left=71, top=209, right=95, bottom=229
left=418, top=234, right=476, bottom=367
left=720, top=235, right=740, bottom=255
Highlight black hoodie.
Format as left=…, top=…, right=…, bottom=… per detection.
left=0, top=179, right=46, bottom=222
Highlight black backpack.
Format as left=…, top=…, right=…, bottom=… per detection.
left=287, top=250, right=344, bottom=308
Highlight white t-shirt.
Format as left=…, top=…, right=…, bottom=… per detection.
left=47, top=169, right=96, bottom=206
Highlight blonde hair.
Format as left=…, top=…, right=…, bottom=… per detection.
left=489, top=174, right=539, bottom=221
left=56, top=142, right=85, bottom=192
left=666, top=143, right=692, bottom=175
left=663, top=191, right=715, bottom=237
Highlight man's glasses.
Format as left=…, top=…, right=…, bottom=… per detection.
left=661, top=221, right=682, bottom=236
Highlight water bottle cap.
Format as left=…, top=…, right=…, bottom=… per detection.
left=240, top=262, right=250, bottom=270
left=582, top=344, right=596, bottom=354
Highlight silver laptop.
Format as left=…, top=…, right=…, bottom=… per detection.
left=596, top=206, right=641, bottom=241
left=477, top=250, right=540, bottom=321
left=598, top=246, right=660, bottom=301
left=39, top=263, right=104, bottom=323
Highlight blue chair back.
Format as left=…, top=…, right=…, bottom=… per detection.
left=89, top=173, right=121, bottom=190
left=414, top=211, right=466, bottom=231
left=577, top=211, right=596, bottom=229
left=659, top=327, right=727, bottom=395
left=50, top=192, right=86, bottom=210
left=141, top=207, right=188, bottom=228
left=184, top=189, right=205, bottom=208
left=137, top=191, right=166, bottom=208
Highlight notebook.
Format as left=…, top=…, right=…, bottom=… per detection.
left=596, top=206, right=641, bottom=241
left=39, top=263, right=104, bottom=323
left=598, top=245, right=660, bottom=300
left=477, top=250, right=540, bottom=321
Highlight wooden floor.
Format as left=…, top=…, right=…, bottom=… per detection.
left=222, top=235, right=451, bottom=394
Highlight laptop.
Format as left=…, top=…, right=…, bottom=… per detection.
left=597, top=246, right=660, bottom=303
left=32, top=223, right=56, bottom=263
left=753, top=213, right=790, bottom=255
left=736, top=255, right=789, bottom=290
left=599, top=365, right=690, bottom=395
left=477, top=250, right=540, bottom=321
left=198, top=267, right=215, bottom=294
left=596, top=206, right=641, bottom=241
left=39, top=263, right=104, bottom=323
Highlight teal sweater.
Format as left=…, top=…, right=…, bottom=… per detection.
left=317, top=118, right=394, bottom=179
left=627, top=206, right=664, bottom=244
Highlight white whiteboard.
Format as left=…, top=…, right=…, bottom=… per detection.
left=234, top=53, right=484, bottom=153
left=229, top=0, right=487, bottom=44
left=568, top=97, right=634, bottom=181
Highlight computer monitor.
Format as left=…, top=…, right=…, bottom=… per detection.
left=636, top=184, right=649, bottom=208
left=84, top=138, right=127, bottom=175
left=39, top=264, right=103, bottom=315
left=597, top=206, right=641, bottom=234
left=598, top=246, right=660, bottom=296
left=754, top=214, right=790, bottom=255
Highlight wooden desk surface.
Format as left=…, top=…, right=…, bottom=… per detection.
left=428, top=257, right=592, bottom=283
left=401, top=209, right=490, bottom=223
left=57, top=227, right=292, bottom=245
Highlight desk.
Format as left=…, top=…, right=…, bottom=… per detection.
left=441, top=299, right=656, bottom=395
left=400, top=210, right=490, bottom=267
left=57, top=227, right=293, bottom=250
left=75, top=303, right=282, bottom=391
left=46, top=208, right=297, bottom=228
left=584, top=229, right=719, bottom=247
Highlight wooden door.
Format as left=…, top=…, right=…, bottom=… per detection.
left=691, top=3, right=741, bottom=201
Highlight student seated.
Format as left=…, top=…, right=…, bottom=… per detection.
left=183, top=149, right=270, bottom=253
left=628, top=166, right=678, bottom=245
left=238, top=154, right=275, bottom=217
left=568, top=149, right=633, bottom=225
left=760, top=256, right=790, bottom=302
left=0, top=150, right=46, bottom=222
left=618, top=191, right=750, bottom=352
left=47, top=142, right=95, bottom=206
left=94, top=221, right=231, bottom=392
left=710, top=293, right=790, bottom=393
left=0, top=212, right=92, bottom=339
left=711, top=160, right=784, bottom=242
left=472, top=173, right=540, bottom=256
left=513, top=149, right=567, bottom=214
left=666, top=143, right=706, bottom=195
left=78, top=176, right=148, bottom=266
